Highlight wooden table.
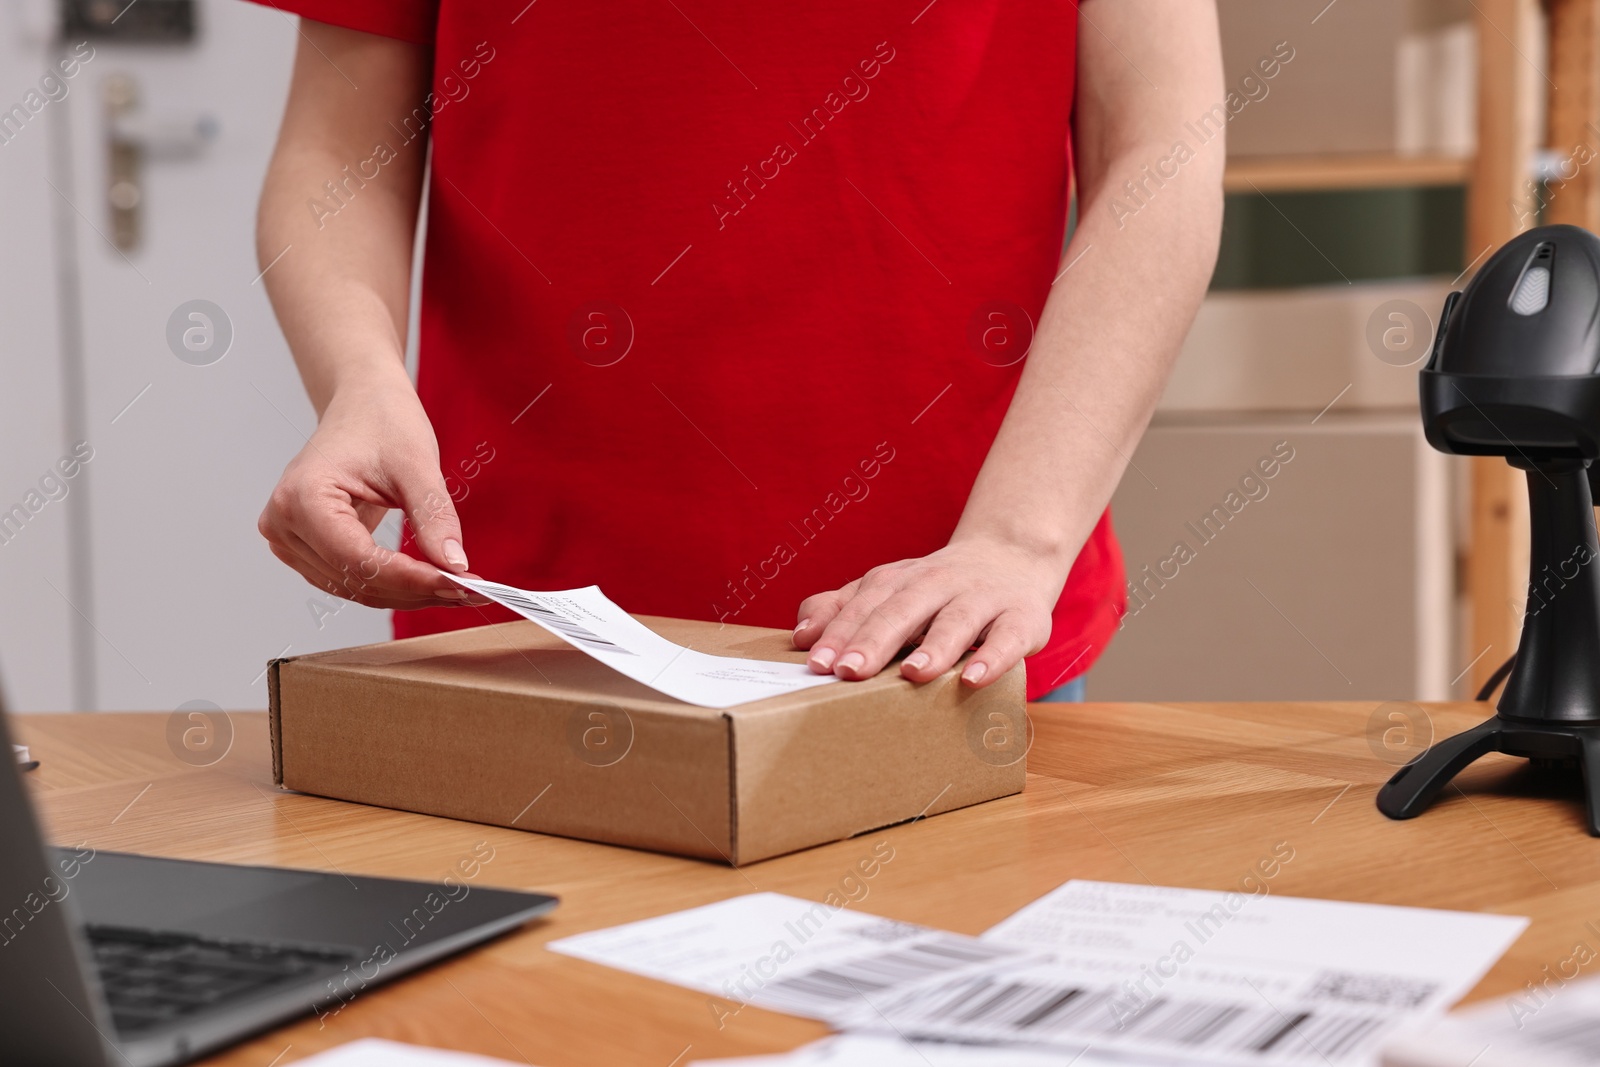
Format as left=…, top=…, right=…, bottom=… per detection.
left=16, top=702, right=1598, bottom=1066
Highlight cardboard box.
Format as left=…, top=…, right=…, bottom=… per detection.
left=268, top=617, right=1026, bottom=865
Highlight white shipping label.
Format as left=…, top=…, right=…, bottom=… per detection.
left=440, top=573, right=838, bottom=709
left=865, top=880, right=1529, bottom=1065
left=553, top=884, right=1527, bottom=1067
left=548, top=892, right=1035, bottom=1028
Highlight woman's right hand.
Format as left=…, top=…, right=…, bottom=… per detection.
left=257, top=372, right=489, bottom=609
left=254, top=21, right=472, bottom=610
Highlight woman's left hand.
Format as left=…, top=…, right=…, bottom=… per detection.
left=792, top=537, right=1069, bottom=688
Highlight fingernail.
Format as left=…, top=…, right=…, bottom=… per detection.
left=962, top=661, right=988, bottom=684
left=436, top=588, right=469, bottom=599
left=905, top=651, right=930, bottom=670
left=442, top=538, right=468, bottom=570
left=837, top=652, right=865, bottom=676
left=810, top=647, right=837, bottom=671
left=794, top=618, right=811, bottom=635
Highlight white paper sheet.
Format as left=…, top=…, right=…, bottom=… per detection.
left=1382, top=971, right=1600, bottom=1067
left=854, top=879, right=1526, bottom=1065
left=440, top=573, right=838, bottom=709
left=547, top=892, right=1034, bottom=1027
left=552, top=885, right=1525, bottom=1067
left=687, top=1033, right=1120, bottom=1066
left=287, top=1039, right=525, bottom=1066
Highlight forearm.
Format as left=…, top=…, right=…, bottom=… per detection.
left=257, top=156, right=420, bottom=413
left=954, top=0, right=1225, bottom=580
left=953, top=151, right=1223, bottom=568
left=257, top=21, right=431, bottom=416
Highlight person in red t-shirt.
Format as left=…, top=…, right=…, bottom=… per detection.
left=253, top=1, right=1224, bottom=700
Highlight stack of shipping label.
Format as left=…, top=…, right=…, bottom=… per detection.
left=551, top=880, right=1528, bottom=1067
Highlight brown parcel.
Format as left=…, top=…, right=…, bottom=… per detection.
left=268, top=616, right=1027, bottom=865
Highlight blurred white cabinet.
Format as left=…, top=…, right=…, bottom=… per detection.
left=1218, top=0, right=1511, bottom=160
left=1093, top=412, right=1456, bottom=702
left=0, top=0, right=392, bottom=711
left=0, top=15, right=75, bottom=711
left=1161, top=279, right=1452, bottom=413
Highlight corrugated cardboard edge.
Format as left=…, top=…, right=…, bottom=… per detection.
left=725, top=710, right=741, bottom=865
left=267, top=656, right=288, bottom=787
left=267, top=631, right=419, bottom=791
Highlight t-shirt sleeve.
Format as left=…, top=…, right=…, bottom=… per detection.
left=245, top=0, right=438, bottom=45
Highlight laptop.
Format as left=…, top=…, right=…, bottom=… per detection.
left=0, top=711, right=559, bottom=1067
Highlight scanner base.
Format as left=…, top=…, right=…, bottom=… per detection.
left=1376, top=715, right=1600, bottom=834
left=1378, top=462, right=1600, bottom=834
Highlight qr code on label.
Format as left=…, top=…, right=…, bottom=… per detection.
left=1306, top=970, right=1438, bottom=1009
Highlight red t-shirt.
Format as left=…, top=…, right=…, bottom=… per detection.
left=256, top=0, right=1124, bottom=697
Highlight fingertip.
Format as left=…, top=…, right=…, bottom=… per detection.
left=960, top=660, right=990, bottom=686
left=835, top=651, right=867, bottom=679
left=441, top=537, right=469, bottom=572
left=792, top=618, right=816, bottom=650
left=900, top=650, right=937, bottom=682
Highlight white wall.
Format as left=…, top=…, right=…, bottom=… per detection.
left=1, top=0, right=394, bottom=712
left=0, top=4, right=76, bottom=711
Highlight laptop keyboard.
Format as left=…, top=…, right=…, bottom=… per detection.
left=86, top=924, right=360, bottom=1035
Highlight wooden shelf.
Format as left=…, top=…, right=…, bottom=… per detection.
left=1224, top=153, right=1473, bottom=194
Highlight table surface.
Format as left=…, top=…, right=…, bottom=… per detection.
left=15, top=702, right=1597, bottom=1066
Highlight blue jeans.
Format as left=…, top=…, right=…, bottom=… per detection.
left=1037, top=674, right=1086, bottom=703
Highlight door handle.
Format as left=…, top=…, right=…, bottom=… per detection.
left=103, top=72, right=217, bottom=253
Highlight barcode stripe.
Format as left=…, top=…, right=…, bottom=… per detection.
left=481, top=586, right=638, bottom=656
left=1015, top=987, right=1082, bottom=1028
left=1121, top=997, right=1171, bottom=1034
left=879, top=974, right=1392, bottom=1063
left=758, top=937, right=1022, bottom=1012
left=1183, top=1004, right=1248, bottom=1045
left=751, top=936, right=1398, bottom=1064
left=927, top=977, right=999, bottom=1018
left=957, top=982, right=1032, bottom=1023
left=1321, top=1014, right=1385, bottom=1058
left=1252, top=1011, right=1311, bottom=1053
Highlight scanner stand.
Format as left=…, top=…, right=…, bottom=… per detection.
left=1377, top=462, right=1600, bottom=835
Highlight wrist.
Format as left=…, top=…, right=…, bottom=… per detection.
left=321, top=359, right=417, bottom=416
left=948, top=522, right=1078, bottom=580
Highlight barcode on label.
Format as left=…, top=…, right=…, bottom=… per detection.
left=481, top=585, right=637, bottom=656
left=879, top=974, right=1390, bottom=1062
left=757, top=936, right=1022, bottom=1012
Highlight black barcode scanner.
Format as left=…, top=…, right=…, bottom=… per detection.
left=1379, top=223, right=1600, bottom=834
